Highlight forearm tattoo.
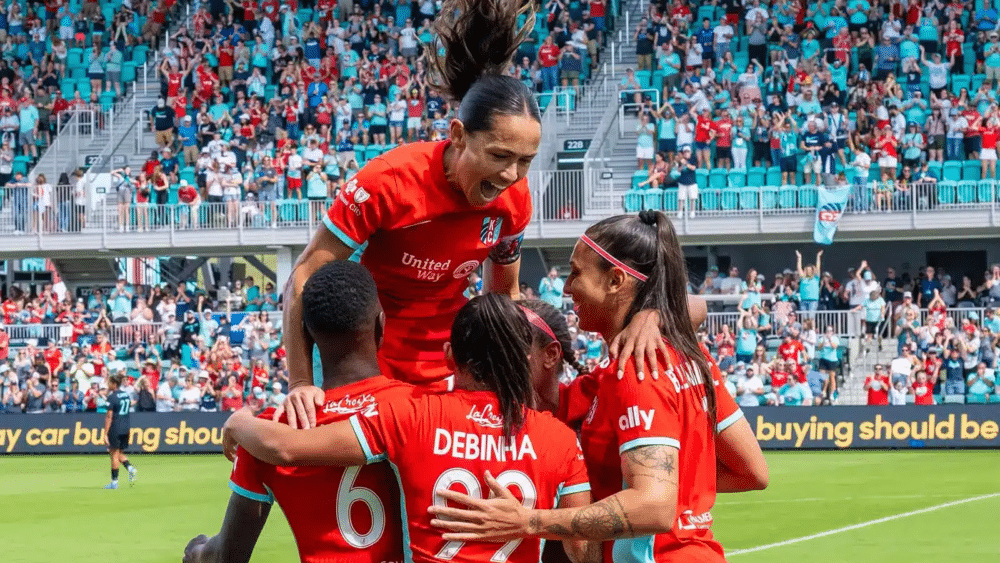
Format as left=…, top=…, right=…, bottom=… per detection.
left=547, top=496, right=635, bottom=540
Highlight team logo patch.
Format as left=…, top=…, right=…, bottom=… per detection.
left=342, top=179, right=370, bottom=204
left=453, top=260, right=480, bottom=279
left=480, top=216, right=503, bottom=245
left=817, top=201, right=843, bottom=223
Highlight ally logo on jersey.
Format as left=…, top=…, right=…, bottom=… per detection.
left=619, top=405, right=656, bottom=432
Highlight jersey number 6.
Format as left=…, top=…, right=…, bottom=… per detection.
left=432, top=468, right=537, bottom=563
left=337, top=466, right=386, bottom=548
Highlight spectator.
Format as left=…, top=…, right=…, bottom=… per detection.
left=150, top=98, right=176, bottom=149
left=865, top=364, right=891, bottom=406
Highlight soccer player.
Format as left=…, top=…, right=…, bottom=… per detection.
left=282, top=0, right=691, bottom=427
left=184, top=261, right=412, bottom=563
left=223, top=292, right=594, bottom=563
left=430, top=211, right=769, bottom=562
left=103, top=373, right=137, bottom=489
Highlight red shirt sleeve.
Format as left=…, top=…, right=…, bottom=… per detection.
left=229, top=445, right=276, bottom=504
left=487, top=182, right=532, bottom=265
left=556, top=373, right=600, bottom=429
left=558, top=434, right=591, bottom=497
left=324, top=158, right=396, bottom=252
left=611, top=358, right=682, bottom=454
left=712, top=360, right=743, bottom=432
left=349, top=396, right=421, bottom=464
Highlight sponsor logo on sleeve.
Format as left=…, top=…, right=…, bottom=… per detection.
left=618, top=405, right=655, bottom=432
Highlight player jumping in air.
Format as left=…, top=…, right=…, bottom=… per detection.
left=104, top=373, right=137, bottom=489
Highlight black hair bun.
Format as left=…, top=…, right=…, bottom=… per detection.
left=638, top=209, right=659, bottom=227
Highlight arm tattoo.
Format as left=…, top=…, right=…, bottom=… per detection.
left=544, top=523, right=573, bottom=536
left=529, top=513, right=542, bottom=534
left=562, top=497, right=634, bottom=539
left=624, top=445, right=676, bottom=474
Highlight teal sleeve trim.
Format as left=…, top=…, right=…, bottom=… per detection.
left=717, top=409, right=745, bottom=432
left=322, top=215, right=363, bottom=250
left=560, top=482, right=591, bottom=496
left=349, top=415, right=386, bottom=464
left=229, top=481, right=274, bottom=504
left=618, top=436, right=681, bottom=455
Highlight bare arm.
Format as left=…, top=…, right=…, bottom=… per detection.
left=483, top=258, right=522, bottom=299
left=715, top=417, right=769, bottom=493
left=183, top=494, right=272, bottom=563
left=431, top=445, right=679, bottom=541
left=554, top=491, right=601, bottom=563
left=223, top=408, right=367, bottom=466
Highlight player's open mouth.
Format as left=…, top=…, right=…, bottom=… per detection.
left=479, top=181, right=503, bottom=201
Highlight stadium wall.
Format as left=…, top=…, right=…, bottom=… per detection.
left=0, top=407, right=997, bottom=454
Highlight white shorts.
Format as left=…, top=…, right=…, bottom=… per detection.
left=678, top=183, right=699, bottom=200
left=406, top=116, right=422, bottom=129
left=805, top=156, right=822, bottom=174
left=878, top=156, right=898, bottom=169
left=982, top=148, right=997, bottom=161
left=636, top=146, right=654, bottom=160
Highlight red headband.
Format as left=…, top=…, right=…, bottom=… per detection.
left=578, top=235, right=648, bottom=282
left=519, top=305, right=558, bottom=344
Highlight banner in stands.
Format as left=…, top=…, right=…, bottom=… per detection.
left=746, top=405, right=1000, bottom=449
left=0, top=412, right=229, bottom=454
left=813, top=185, right=850, bottom=245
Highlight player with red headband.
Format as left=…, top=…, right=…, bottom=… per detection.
left=279, top=0, right=698, bottom=429
left=430, top=211, right=769, bottom=563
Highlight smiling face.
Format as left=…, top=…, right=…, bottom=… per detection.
left=564, top=244, right=631, bottom=337
left=447, top=113, right=540, bottom=208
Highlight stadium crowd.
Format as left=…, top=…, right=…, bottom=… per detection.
left=625, top=0, right=1000, bottom=216
left=2, top=250, right=999, bottom=414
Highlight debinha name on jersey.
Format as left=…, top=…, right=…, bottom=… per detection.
left=432, top=429, right=538, bottom=462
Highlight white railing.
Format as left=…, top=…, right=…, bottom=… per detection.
left=617, top=89, right=661, bottom=136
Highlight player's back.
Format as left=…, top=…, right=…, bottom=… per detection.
left=352, top=389, right=589, bottom=563
left=108, top=390, right=131, bottom=434
left=229, top=376, right=415, bottom=563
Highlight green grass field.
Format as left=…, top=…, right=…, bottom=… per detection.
left=1, top=450, right=996, bottom=563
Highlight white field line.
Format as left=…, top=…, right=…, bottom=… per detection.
left=727, top=492, right=1000, bottom=556
left=715, top=492, right=978, bottom=506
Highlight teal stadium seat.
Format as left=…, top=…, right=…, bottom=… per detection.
left=623, top=190, right=644, bottom=212
left=761, top=185, right=778, bottom=209
left=799, top=185, right=818, bottom=207
left=365, top=144, right=383, bottom=161
left=977, top=179, right=995, bottom=202
left=927, top=160, right=942, bottom=179
left=728, top=170, right=747, bottom=188
left=937, top=180, right=957, bottom=204
left=696, top=169, right=709, bottom=190
left=963, top=160, right=981, bottom=181
left=631, top=170, right=646, bottom=190
left=700, top=189, right=720, bottom=211
left=709, top=169, right=727, bottom=189
left=739, top=187, right=758, bottom=209
left=778, top=184, right=798, bottom=208
left=951, top=74, right=971, bottom=96
left=720, top=186, right=740, bottom=210
left=942, top=161, right=962, bottom=181
left=957, top=180, right=977, bottom=203
left=766, top=166, right=782, bottom=186
left=642, top=188, right=663, bottom=210
left=662, top=188, right=678, bottom=212
left=747, top=166, right=766, bottom=186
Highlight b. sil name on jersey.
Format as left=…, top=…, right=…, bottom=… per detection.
left=662, top=359, right=707, bottom=394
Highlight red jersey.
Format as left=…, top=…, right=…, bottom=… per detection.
left=579, top=346, right=741, bottom=563
left=712, top=119, right=733, bottom=148
left=324, top=141, right=531, bottom=386
left=0, top=331, right=8, bottom=360
left=352, top=389, right=589, bottom=563
left=983, top=127, right=999, bottom=149
left=769, top=370, right=789, bottom=389
left=1, top=300, right=17, bottom=324
left=218, top=44, right=235, bottom=67
left=695, top=116, right=713, bottom=143
left=912, top=379, right=934, bottom=405
left=230, top=377, right=413, bottom=563
left=865, top=374, right=891, bottom=405
left=777, top=341, right=805, bottom=364
left=43, top=347, right=62, bottom=376
left=167, top=73, right=183, bottom=98
left=589, top=0, right=606, bottom=17
left=538, top=44, right=560, bottom=67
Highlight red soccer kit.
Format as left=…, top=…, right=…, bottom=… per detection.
left=351, top=390, right=590, bottom=563
left=912, top=379, right=935, bottom=405
left=777, top=340, right=804, bottom=364
left=229, top=376, right=413, bottom=563
left=578, top=345, right=742, bottom=563
left=324, top=141, right=532, bottom=387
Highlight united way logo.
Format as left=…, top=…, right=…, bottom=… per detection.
left=480, top=216, right=503, bottom=245
left=817, top=202, right=843, bottom=223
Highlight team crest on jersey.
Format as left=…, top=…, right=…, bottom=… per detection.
left=322, top=393, right=379, bottom=418
left=466, top=403, right=504, bottom=429
left=341, top=179, right=370, bottom=204
left=480, top=216, right=503, bottom=245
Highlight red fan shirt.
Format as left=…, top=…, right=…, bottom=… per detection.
left=866, top=373, right=891, bottom=405
left=352, top=389, right=590, bottom=563
left=230, top=377, right=414, bottom=563
left=324, top=141, right=531, bottom=387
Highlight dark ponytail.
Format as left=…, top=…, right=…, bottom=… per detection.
left=428, top=0, right=540, bottom=133
left=519, top=299, right=587, bottom=375
left=585, top=210, right=717, bottom=429
left=451, top=293, right=535, bottom=437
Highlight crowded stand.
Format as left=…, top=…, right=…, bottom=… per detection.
left=2, top=252, right=999, bottom=414
left=621, top=0, right=1000, bottom=217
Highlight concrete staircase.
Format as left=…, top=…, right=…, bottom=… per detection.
left=837, top=336, right=899, bottom=405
